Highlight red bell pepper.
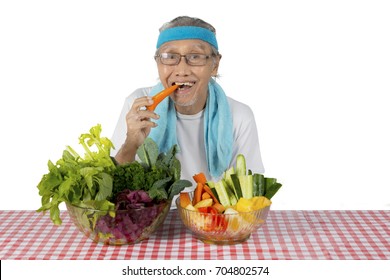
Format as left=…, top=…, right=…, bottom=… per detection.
left=197, top=206, right=227, bottom=232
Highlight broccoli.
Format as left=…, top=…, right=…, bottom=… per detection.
left=111, top=161, right=146, bottom=199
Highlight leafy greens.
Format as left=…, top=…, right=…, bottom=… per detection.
left=37, top=124, right=191, bottom=225
left=111, top=138, right=191, bottom=201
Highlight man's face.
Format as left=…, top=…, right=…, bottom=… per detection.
left=156, top=39, right=220, bottom=114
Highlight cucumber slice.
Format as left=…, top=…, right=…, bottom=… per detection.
left=264, top=178, right=282, bottom=200
left=236, top=154, right=246, bottom=176
left=238, top=174, right=253, bottom=199
left=253, top=173, right=265, bottom=196
left=206, top=181, right=220, bottom=202
left=223, top=166, right=235, bottom=192
left=227, top=184, right=238, bottom=205
left=230, top=174, right=243, bottom=199
left=206, top=181, right=215, bottom=188
left=214, top=180, right=231, bottom=207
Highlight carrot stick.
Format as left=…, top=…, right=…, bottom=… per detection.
left=146, top=84, right=179, bottom=111
left=201, top=192, right=211, bottom=200
left=193, top=182, right=204, bottom=205
left=203, top=185, right=220, bottom=204
left=192, top=172, right=207, bottom=184
left=212, top=203, right=225, bottom=213
left=179, top=192, right=192, bottom=208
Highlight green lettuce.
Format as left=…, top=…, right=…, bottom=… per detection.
left=37, top=124, right=116, bottom=225
left=37, top=125, right=191, bottom=225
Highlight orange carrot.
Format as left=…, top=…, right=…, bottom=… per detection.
left=203, top=185, right=220, bottom=204
left=146, top=84, right=179, bottom=111
left=201, top=192, right=211, bottom=200
left=212, top=203, right=225, bottom=213
left=193, top=182, right=204, bottom=205
left=192, top=172, right=207, bottom=184
left=179, top=192, right=192, bottom=208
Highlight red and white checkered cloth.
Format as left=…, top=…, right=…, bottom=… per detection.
left=0, top=210, right=388, bottom=260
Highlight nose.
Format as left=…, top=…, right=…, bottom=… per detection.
left=174, top=56, right=191, bottom=76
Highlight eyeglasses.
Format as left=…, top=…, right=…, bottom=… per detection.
left=155, top=53, right=213, bottom=66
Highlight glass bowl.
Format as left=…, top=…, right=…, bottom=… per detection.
left=66, top=199, right=171, bottom=245
left=175, top=194, right=270, bottom=245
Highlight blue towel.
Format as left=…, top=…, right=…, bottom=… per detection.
left=148, top=80, right=233, bottom=178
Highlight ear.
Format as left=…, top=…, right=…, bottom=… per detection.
left=211, top=54, right=222, bottom=76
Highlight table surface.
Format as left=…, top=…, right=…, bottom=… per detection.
left=0, top=209, right=389, bottom=260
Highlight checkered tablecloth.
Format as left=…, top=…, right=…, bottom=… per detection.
left=0, top=210, right=388, bottom=260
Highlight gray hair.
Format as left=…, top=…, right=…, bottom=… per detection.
left=159, top=16, right=216, bottom=33
left=157, top=16, right=220, bottom=57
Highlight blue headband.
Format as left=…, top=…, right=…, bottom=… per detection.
left=156, top=26, right=218, bottom=50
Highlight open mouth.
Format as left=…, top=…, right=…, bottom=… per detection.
left=173, top=82, right=195, bottom=90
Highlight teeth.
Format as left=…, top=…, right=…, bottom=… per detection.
left=175, top=82, right=194, bottom=86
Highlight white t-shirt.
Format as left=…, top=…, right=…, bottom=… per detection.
left=111, top=87, right=265, bottom=191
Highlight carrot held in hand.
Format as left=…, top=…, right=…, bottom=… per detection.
left=146, top=84, right=179, bottom=111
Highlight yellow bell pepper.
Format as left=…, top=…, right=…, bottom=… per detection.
left=236, top=196, right=271, bottom=212
left=250, top=196, right=271, bottom=210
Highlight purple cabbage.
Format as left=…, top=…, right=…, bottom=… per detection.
left=94, top=190, right=167, bottom=244
left=114, top=189, right=153, bottom=210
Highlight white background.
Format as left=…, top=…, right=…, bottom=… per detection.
left=1, top=0, right=389, bottom=211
